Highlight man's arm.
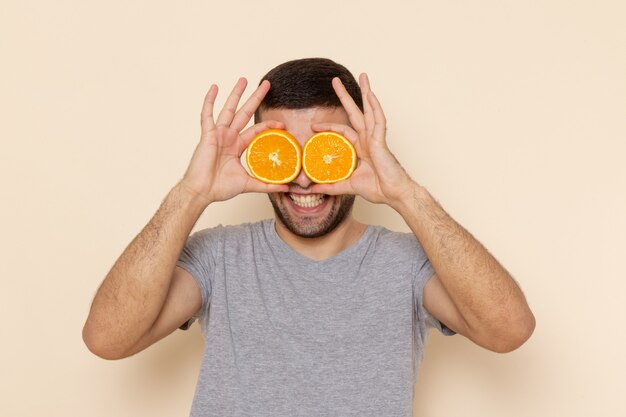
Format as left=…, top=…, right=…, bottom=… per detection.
left=311, top=74, right=535, bottom=353
left=82, top=79, right=288, bottom=359
left=82, top=185, right=205, bottom=360
left=395, top=185, right=535, bottom=352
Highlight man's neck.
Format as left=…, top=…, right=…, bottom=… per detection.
left=274, top=216, right=367, bottom=261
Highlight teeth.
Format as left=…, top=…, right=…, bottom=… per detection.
left=289, top=193, right=325, bottom=208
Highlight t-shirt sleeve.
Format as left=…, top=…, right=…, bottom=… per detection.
left=176, top=227, right=219, bottom=329
left=411, top=237, right=456, bottom=364
left=413, top=256, right=455, bottom=337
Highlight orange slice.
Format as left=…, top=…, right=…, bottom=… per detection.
left=302, top=131, right=356, bottom=184
left=246, top=129, right=302, bottom=184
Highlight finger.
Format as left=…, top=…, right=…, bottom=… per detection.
left=310, top=122, right=362, bottom=155
left=238, top=120, right=287, bottom=155
left=359, top=73, right=375, bottom=134
left=310, top=123, right=358, bottom=143
left=309, top=180, right=354, bottom=196
left=230, top=80, right=271, bottom=132
left=200, top=84, right=219, bottom=133
left=216, top=77, right=247, bottom=126
left=243, top=178, right=290, bottom=194
left=367, top=90, right=387, bottom=143
left=332, top=77, right=366, bottom=132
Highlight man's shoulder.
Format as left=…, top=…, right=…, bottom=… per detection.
left=191, top=219, right=271, bottom=242
left=365, top=225, right=425, bottom=258
left=367, top=224, right=416, bottom=244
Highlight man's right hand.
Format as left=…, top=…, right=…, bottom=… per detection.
left=180, top=78, right=288, bottom=206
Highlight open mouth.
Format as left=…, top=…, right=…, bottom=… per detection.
left=288, top=193, right=326, bottom=209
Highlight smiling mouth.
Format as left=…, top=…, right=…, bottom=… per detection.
left=288, top=193, right=326, bottom=208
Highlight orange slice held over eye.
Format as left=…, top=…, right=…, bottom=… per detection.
left=246, top=129, right=302, bottom=184
left=246, top=129, right=356, bottom=184
left=302, top=131, right=356, bottom=184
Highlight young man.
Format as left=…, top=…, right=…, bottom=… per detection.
left=83, top=58, right=535, bottom=416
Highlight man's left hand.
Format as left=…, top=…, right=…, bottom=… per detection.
left=310, top=74, right=416, bottom=208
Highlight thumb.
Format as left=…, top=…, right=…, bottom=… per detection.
left=309, top=181, right=354, bottom=196
left=243, top=179, right=290, bottom=194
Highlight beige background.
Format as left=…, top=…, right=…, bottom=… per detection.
left=1, top=1, right=624, bottom=416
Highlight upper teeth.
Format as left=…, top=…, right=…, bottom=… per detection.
left=290, top=193, right=325, bottom=208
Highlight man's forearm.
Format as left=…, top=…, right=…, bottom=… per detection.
left=394, top=183, right=534, bottom=349
left=83, top=182, right=208, bottom=357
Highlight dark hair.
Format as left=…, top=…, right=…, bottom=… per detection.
left=255, top=58, right=363, bottom=121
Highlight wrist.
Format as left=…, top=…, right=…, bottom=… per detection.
left=173, top=181, right=213, bottom=213
left=391, top=181, right=432, bottom=218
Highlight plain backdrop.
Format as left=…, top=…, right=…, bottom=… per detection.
left=1, top=1, right=624, bottom=416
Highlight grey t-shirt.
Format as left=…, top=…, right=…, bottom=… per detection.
left=177, top=219, right=451, bottom=417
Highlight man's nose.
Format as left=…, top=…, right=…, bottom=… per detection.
left=291, top=165, right=313, bottom=189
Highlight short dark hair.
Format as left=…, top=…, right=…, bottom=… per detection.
left=255, top=58, right=362, bottom=121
